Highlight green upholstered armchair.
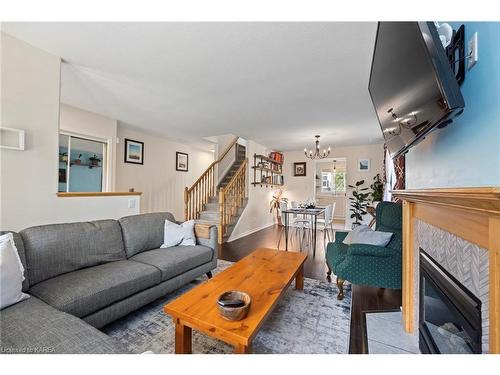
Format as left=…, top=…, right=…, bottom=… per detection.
left=325, top=201, right=402, bottom=300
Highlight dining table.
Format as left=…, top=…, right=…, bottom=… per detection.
left=281, top=206, right=325, bottom=257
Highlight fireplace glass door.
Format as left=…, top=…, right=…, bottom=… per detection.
left=419, top=250, right=481, bottom=354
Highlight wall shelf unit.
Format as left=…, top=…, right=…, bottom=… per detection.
left=69, top=163, right=102, bottom=169
left=251, top=182, right=284, bottom=188
left=252, top=152, right=284, bottom=188
left=0, top=127, right=25, bottom=150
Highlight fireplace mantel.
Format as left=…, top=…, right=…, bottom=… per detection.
left=392, top=187, right=500, bottom=354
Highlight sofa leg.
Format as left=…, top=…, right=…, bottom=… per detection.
left=336, top=277, right=345, bottom=300
left=206, top=271, right=213, bottom=279
left=326, top=264, right=332, bottom=283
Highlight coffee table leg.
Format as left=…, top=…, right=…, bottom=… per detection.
left=295, top=264, right=304, bottom=290
left=174, top=319, right=192, bottom=354
left=234, top=343, right=251, bottom=354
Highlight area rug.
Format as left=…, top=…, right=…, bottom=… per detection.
left=102, top=260, right=352, bottom=354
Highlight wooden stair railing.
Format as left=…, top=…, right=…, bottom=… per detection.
left=184, top=136, right=239, bottom=221
left=219, top=158, right=248, bottom=243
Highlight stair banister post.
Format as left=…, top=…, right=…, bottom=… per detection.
left=218, top=188, right=225, bottom=244
left=184, top=187, right=189, bottom=221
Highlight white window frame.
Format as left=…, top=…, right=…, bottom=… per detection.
left=59, top=131, right=111, bottom=192
left=321, top=170, right=346, bottom=195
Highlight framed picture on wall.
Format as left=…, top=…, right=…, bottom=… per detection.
left=124, top=139, right=144, bottom=165
left=176, top=152, right=189, bottom=172
left=293, top=162, right=307, bottom=176
left=358, top=158, right=370, bottom=171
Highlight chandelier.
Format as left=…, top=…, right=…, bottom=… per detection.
left=304, top=135, right=331, bottom=160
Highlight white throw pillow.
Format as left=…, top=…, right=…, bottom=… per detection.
left=350, top=229, right=393, bottom=247
left=0, top=233, right=29, bottom=310
left=160, top=220, right=196, bottom=248
left=342, top=225, right=370, bottom=245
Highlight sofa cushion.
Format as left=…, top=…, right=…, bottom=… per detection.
left=29, top=260, right=161, bottom=318
left=130, top=245, right=214, bottom=281
left=119, top=212, right=176, bottom=257
left=0, top=296, right=126, bottom=354
left=21, top=220, right=126, bottom=286
left=0, top=231, right=29, bottom=291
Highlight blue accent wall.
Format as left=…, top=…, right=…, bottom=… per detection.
left=406, top=22, right=500, bottom=188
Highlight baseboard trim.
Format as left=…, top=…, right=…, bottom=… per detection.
left=227, top=222, right=275, bottom=242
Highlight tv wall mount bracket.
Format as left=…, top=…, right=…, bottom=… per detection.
left=446, top=24, right=467, bottom=85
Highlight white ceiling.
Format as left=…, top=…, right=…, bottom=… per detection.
left=3, top=22, right=383, bottom=151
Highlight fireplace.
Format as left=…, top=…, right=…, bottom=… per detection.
left=419, top=249, right=482, bottom=354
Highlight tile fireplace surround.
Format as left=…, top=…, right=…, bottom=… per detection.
left=416, top=220, right=489, bottom=352
left=392, top=188, right=500, bottom=354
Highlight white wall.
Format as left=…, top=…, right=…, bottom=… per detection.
left=282, top=143, right=384, bottom=228
left=115, top=124, right=214, bottom=220
left=59, top=103, right=118, bottom=190
left=0, top=33, right=139, bottom=231
left=228, top=140, right=275, bottom=241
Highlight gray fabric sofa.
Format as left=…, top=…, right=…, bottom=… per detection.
left=0, top=212, right=217, bottom=354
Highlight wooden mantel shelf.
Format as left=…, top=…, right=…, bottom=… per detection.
left=57, top=192, right=142, bottom=198
left=392, top=187, right=500, bottom=215
left=392, top=186, right=500, bottom=353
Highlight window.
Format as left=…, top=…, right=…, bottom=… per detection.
left=58, top=134, right=107, bottom=192
left=321, top=171, right=346, bottom=194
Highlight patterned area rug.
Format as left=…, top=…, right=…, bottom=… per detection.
left=102, top=260, right=352, bottom=354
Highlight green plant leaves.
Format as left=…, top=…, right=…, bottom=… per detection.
left=349, top=179, right=370, bottom=225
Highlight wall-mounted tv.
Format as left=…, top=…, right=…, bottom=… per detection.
left=368, top=22, right=465, bottom=159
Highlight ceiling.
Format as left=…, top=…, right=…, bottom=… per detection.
left=2, top=22, right=383, bottom=151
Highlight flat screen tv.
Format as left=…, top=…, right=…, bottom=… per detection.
left=368, top=22, right=465, bottom=159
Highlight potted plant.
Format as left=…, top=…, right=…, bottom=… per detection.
left=269, top=189, right=288, bottom=225
left=348, top=179, right=370, bottom=227
left=370, top=173, right=384, bottom=204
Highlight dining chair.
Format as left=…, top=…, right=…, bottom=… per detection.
left=290, top=201, right=313, bottom=250
left=317, top=203, right=336, bottom=246
left=277, top=201, right=311, bottom=250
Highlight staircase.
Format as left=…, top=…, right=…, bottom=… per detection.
left=218, top=144, right=246, bottom=189
left=184, top=138, right=248, bottom=244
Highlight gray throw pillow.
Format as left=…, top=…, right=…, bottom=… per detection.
left=350, top=229, right=393, bottom=247
left=342, top=224, right=370, bottom=245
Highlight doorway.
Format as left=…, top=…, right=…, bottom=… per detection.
left=314, top=158, right=347, bottom=226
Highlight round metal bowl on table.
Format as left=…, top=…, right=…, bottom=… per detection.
left=217, top=291, right=251, bottom=321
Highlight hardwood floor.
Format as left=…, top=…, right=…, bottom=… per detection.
left=348, top=285, right=402, bottom=354
left=219, top=224, right=402, bottom=354
left=219, top=223, right=336, bottom=280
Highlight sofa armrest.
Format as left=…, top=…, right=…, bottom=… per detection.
left=195, top=224, right=218, bottom=254
left=348, top=243, right=396, bottom=258
left=334, top=231, right=349, bottom=244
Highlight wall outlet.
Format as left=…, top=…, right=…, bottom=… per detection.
left=128, top=198, right=136, bottom=209
left=468, top=32, right=478, bottom=70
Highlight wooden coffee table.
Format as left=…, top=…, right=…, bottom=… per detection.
left=163, top=248, right=307, bottom=354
